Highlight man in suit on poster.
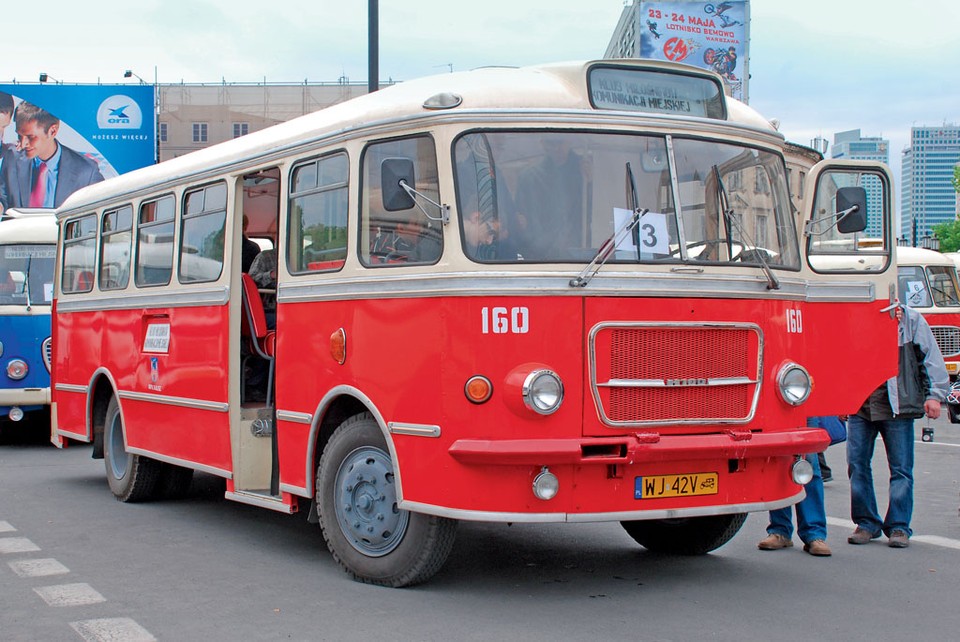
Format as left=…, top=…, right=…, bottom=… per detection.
left=0, top=101, right=104, bottom=212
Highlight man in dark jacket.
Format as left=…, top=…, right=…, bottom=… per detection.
left=847, top=304, right=948, bottom=548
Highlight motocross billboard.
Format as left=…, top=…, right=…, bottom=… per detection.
left=0, top=84, right=155, bottom=210
left=639, top=1, right=750, bottom=102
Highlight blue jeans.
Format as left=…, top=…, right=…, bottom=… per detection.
left=767, top=453, right=826, bottom=544
left=846, top=415, right=914, bottom=537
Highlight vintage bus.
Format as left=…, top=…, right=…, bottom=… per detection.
left=0, top=209, right=57, bottom=427
left=51, top=60, right=897, bottom=586
left=895, top=246, right=960, bottom=379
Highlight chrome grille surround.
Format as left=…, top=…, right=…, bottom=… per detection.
left=589, top=322, right=763, bottom=427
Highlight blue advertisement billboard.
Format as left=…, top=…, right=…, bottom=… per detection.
left=0, top=84, right=155, bottom=211
left=639, top=1, right=750, bottom=102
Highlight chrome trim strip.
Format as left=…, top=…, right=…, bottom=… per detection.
left=388, top=422, right=441, bottom=438
left=55, top=383, right=89, bottom=394
left=588, top=321, right=763, bottom=427
left=279, top=273, right=878, bottom=304
left=117, top=390, right=229, bottom=413
left=598, top=376, right=756, bottom=388
left=399, top=490, right=804, bottom=523
left=124, top=448, right=232, bottom=478
left=224, top=490, right=296, bottom=514
left=277, top=410, right=313, bottom=425
left=279, top=482, right=311, bottom=497
left=57, top=286, right=229, bottom=313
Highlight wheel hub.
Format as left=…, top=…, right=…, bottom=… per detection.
left=334, top=446, right=408, bottom=557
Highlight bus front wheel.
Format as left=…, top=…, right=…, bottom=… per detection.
left=620, top=513, right=747, bottom=555
left=103, top=397, right=161, bottom=502
left=316, top=412, right=457, bottom=587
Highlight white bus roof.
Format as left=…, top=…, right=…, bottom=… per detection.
left=0, top=213, right=57, bottom=244
left=57, top=59, right=780, bottom=218
left=896, top=246, right=956, bottom=267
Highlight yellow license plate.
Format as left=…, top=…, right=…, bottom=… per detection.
left=947, top=362, right=958, bottom=375
left=635, top=472, right=719, bottom=499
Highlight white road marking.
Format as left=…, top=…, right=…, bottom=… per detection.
left=0, top=520, right=15, bottom=532
left=8, top=557, right=70, bottom=577
left=33, top=582, right=106, bottom=607
left=71, top=618, right=157, bottom=642
left=0, top=537, right=41, bottom=554
left=827, top=516, right=960, bottom=549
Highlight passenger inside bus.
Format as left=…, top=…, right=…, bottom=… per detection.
left=513, top=138, right=588, bottom=259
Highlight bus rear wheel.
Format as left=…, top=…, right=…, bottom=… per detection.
left=103, top=396, right=161, bottom=502
left=620, top=513, right=747, bottom=555
left=316, top=412, right=457, bottom=587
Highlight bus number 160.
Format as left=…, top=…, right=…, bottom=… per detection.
left=481, top=306, right=530, bottom=334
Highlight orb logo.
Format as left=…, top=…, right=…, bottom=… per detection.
left=96, top=95, right=143, bottom=129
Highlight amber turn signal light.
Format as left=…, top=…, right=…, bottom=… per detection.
left=464, top=375, right=492, bottom=404
left=330, top=328, right=346, bottom=364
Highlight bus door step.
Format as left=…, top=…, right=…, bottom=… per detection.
left=224, top=489, right=296, bottom=514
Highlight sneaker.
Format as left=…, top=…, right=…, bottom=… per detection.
left=803, top=539, right=832, bottom=556
left=847, top=527, right=880, bottom=545
left=888, top=530, right=910, bottom=548
left=757, top=533, right=794, bottom=550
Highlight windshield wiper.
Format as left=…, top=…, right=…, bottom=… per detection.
left=570, top=162, right=646, bottom=288
left=712, top=165, right=780, bottom=290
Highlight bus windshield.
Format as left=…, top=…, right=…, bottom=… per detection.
left=455, top=131, right=799, bottom=268
left=0, top=244, right=56, bottom=306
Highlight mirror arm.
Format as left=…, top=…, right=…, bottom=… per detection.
left=399, top=180, right=450, bottom=225
left=803, top=204, right=858, bottom=237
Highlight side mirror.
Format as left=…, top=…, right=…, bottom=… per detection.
left=836, top=186, right=867, bottom=233
left=381, top=158, right=416, bottom=211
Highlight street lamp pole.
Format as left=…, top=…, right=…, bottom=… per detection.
left=124, top=69, right=160, bottom=164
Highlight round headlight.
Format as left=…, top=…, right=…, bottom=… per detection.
left=6, top=359, right=28, bottom=380
left=522, top=369, right=563, bottom=415
left=0, top=340, right=4, bottom=358
left=777, top=363, right=811, bottom=406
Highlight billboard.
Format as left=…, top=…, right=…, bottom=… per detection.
left=0, top=84, right=155, bottom=211
left=639, top=1, right=749, bottom=102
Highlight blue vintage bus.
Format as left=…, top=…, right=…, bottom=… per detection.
left=0, top=209, right=57, bottom=426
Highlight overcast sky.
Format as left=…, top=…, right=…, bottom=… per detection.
left=5, top=0, right=958, bottom=199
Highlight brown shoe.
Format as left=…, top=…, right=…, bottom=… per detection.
left=888, top=530, right=910, bottom=548
left=847, top=527, right=880, bottom=545
left=803, top=539, right=832, bottom=556
left=758, top=533, right=794, bottom=550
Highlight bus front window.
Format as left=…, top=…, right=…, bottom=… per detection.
left=0, top=244, right=56, bottom=305
left=454, top=131, right=799, bottom=269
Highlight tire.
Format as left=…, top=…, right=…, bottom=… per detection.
left=948, top=404, right=960, bottom=425
left=317, top=412, right=457, bottom=587
left=156, top=463, right=194, bottom=499
left=103, top=396, right=161, bottom=502
left=620, top=513, right=747, bottom=555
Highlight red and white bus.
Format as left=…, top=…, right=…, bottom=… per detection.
left=896, top=246, right=960, bottom=378
left=51, top=60, right=897, bottom=586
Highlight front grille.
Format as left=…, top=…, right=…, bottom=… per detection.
left=930, top=326, right=960, bottom=358
left=590, top=323, right=761, bottom=426
left=42, top=337, right=52, bottom=373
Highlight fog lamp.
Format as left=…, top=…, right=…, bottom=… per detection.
left=532, top=466, right=559, bottom=500
left=8, top=406, right=24, bottom=422
left=791, top=457, right=814, bottom=485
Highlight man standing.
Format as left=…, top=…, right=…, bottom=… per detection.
left=0, top=101, right=104, bottom=211
left=847, top=304, right=948, bottom=548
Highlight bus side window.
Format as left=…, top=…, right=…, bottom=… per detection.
left=360, top=136, right=442, bottom=267
left=136, top=195, right=176, bottom=287
left=99, top=204, right=133, bottom=290
left=288, top=154, right=348, bottom=274
left=62, top=214, right=98, bottom=294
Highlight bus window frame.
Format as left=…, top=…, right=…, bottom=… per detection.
left=135, top=193, right=177, bottom=288
left=358, top=133, right=443, bottom=268
left=99, top=204, right=134, bottom=291
left=287, top=150, right=350, bottom=275
left=61, top=213, right=99, bottom=295
left=178, top=180, right=228, bottom=285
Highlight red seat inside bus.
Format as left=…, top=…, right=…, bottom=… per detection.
left=240, top=273, right=275, bottom=357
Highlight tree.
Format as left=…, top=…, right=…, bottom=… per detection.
left=933, top=166, right=960, bottom=251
